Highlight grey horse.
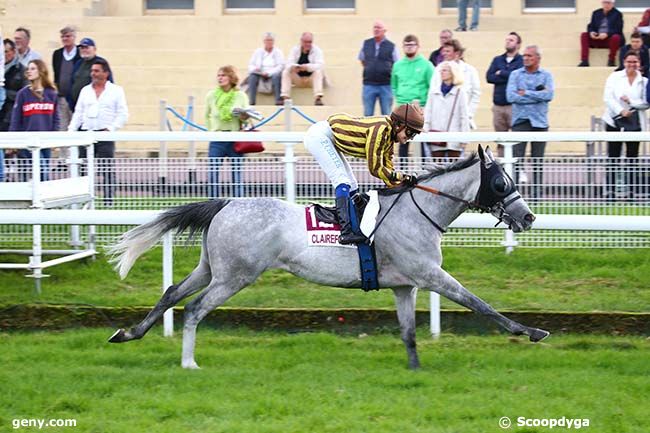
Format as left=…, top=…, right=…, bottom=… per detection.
left=108, top=146, right=549, bottom=369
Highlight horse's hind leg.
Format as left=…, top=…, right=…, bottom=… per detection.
left=108, top=260, right=211, bottom=343
left=424, top=268, right=550, bottom=342
left=393, top=287, right=420, bottom=370
left=181, top=275, right=256, bottom=369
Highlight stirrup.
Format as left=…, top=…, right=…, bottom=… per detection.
left=339, top=231, right=367, bottom=245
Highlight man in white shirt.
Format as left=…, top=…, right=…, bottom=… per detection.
left=246, top=32, right=284, bottom=105
left=280, top=32, right=325, bottom=106
left=14, top=27, right=42, bottom=67
left=69, top=58, right=128, bottom=205
left=428, top=39, right=481, bottom=129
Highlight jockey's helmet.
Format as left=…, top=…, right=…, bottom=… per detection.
left=390, top=103, right=424, bottom=135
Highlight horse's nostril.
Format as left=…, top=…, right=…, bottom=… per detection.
left=525, top=213, right=536, bottom=223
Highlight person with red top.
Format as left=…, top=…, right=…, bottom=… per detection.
left=10, top=59, right=59, bottom=181
left=578, top=0, right=624, bottom=68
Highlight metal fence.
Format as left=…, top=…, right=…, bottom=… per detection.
left=2, top=154, right=649, bottom=248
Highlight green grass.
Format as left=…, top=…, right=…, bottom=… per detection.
left=0, top=329, right=648, bottom=432
left=0, top=248, right=649, bottom=313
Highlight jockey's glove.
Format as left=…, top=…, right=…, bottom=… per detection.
left=402, top=174, right=418, bottom=186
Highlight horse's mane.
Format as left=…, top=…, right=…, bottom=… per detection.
left=378, top=152, right=479, bottom=196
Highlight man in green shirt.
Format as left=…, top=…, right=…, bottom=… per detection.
left=390, top=34, right=434, bottom=158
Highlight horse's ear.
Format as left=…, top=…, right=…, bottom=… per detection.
left=485, top=146, right=495, bottom=162
left=477, top=144, right=485, bottom=161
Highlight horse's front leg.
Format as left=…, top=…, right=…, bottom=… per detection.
left=421, top=267, right=550, bottom=342
left=392, top=287, right=420, bottom=370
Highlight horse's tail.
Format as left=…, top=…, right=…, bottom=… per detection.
left=108, top=199, right=232, bottom=279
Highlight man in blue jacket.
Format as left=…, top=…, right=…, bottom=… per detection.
left=486, top=32, right=524, bottom=135
left=616, top=32, right=649, bottom=77
left=578, top=0, right=624, bottom=67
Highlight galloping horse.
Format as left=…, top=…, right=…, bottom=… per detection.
left=108, top=146, right=549, bottom=369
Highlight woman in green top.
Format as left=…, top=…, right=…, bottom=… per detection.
left=205, top=65, right=250, bottom=198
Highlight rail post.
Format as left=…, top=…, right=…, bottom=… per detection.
left=284, top=99, right=296, bottom=203
left=162, top=231, right=174, bottom=337
left=501, top=142, right=518, bottom=254
left=158, top=99, right=168, bottom=196
left=187, top=95, right=197, bottom=192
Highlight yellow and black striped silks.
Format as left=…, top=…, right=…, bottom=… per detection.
left=327, top=113, right=402, bottom=186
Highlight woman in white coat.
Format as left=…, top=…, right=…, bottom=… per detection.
left=602, top=50, right=648, bottom=199
left=423, top=61, right=470, bottom=158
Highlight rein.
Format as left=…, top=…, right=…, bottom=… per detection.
left=368, top=160, right=525, bottom=239
left=414, top=184, right=489, bottom=213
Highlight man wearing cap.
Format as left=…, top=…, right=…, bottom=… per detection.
left=52, top=26, right=81, bottom=130
left=303, top=103, right=422, bottom=244
left=69, top=37, right=113, bottom=111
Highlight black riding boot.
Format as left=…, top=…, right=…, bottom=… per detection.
left=335, top=196, right=367, bottom=245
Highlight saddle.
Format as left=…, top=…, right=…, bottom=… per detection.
left=311, top=192, right=370, bottom=225
left=309, top=192, right=378, bottom=292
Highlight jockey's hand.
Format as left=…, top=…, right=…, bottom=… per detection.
left=402, top=174, right=418, bottom=186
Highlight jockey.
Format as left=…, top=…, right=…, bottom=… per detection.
left=304, top=103, right=423, bottom=244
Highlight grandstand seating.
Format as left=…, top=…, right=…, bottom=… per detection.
left=2, top=0, right=644, bottom=154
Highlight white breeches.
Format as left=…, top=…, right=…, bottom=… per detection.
left=303, top=120, right=358, bottom=191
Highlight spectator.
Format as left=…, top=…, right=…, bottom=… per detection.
left=69, top=58, right=128, bottom=206
left=1, top=38, right=29, bottom=137
left=391, top=34, right=434, bottom=158
left=281, top=32, right=325, bottom=106
left=423, top=61, right=469, bottom=158
left=0, top=31, right=4, bottom=181
left=205, top=65, right=250, bottom=199
left=429, top=29, right=453, bottom=67
left=52, top=25, right=80, bottom=131
left=429, top=39, right=480, bottom=129
left=10, top=59, right=58, bottom=181
left=578, top=0, right=624, bottom=67
left=1, top=39, right=28, bottom=132
left=456, top=0, right=479, bottom=32
left=603, top=51, right=648, bottom=200
left=358, top=20, right=399, bottom=116
left=506, top=45, right=554, bottom=199
left=246, top=32, right=284, bottom=106
left=486, top=32, right=524, bottom=142
left=14, top=27, right=41, bottom=67
left=616, top=32, right=649, bottom=77
left=634, top=7, right=650, bottom=47
left=0, top=30, right=4, bottom=111
left=69, top=38, right=112, bottom=112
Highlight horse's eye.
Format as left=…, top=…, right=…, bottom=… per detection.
left=493, top=176, right=510, bottom=194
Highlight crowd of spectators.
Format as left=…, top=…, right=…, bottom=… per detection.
left=4, top=2, right=650, bottom=200
left=0, top=25, right=128, bottom=201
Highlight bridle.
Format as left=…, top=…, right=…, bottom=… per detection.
left=368, top=158, right=523, bottom=239
left=413, top=158, right=523, bottom=230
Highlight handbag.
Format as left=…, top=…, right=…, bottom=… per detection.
left=234, top=128, right=265, bottom=154
left=614, top=110, right=641, bottom=132
left=428, top=89, right=460, bottom=148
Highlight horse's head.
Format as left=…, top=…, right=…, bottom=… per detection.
left=476, top=144, right=535, bottom=233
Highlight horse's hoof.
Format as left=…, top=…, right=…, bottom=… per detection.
left=108, top=328, right=128, bottom=343
left=408, top=362, right=421, bottom=371
left=182, top=361, right=201, bottom=370
left=529, top=328, right=550, bottom=343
